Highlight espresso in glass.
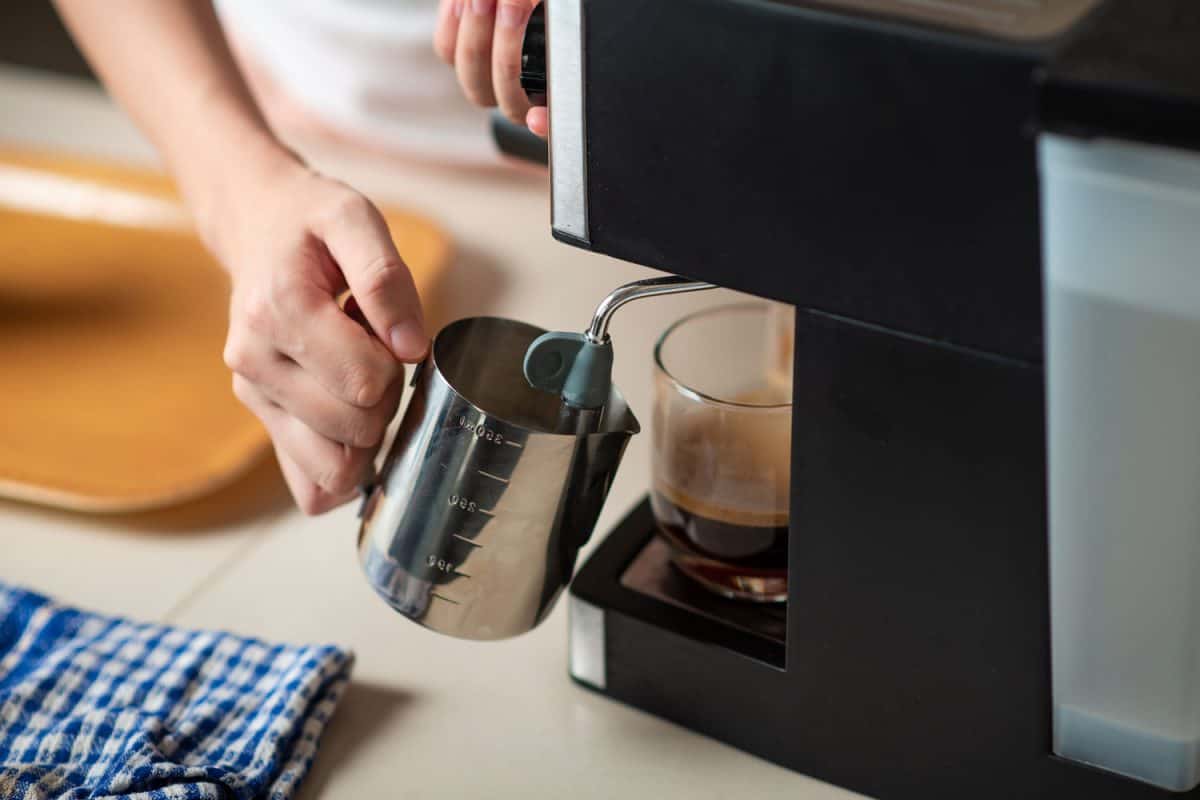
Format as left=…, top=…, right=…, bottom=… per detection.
left=651, top=303, right=793, bottom=602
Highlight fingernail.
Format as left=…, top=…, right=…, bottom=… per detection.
left=471, top=0, right=496, bottom=15
left=389, top=319, right=429, bottom=362
left=497, top=3, right=529, bottom=28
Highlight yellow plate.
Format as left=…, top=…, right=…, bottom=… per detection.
left=0, top=149, right=451, bottom=512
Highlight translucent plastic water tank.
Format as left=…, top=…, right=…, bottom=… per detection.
left=1042, top=134, right=1200, bottom=792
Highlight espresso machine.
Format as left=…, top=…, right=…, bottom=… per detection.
left=491, top=1, right=1200, bottom=797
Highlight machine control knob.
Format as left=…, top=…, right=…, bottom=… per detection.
left=520, top=3, right=547, bottom=106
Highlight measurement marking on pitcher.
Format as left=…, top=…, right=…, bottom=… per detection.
left=430, top=593, right=460, bottom=605
left=477, top=469, right=509, bottom=485
left=425, top=553, right=473, bottom=580
left=455, top=416, right=510, bottom=446
left=452, top=534, right=482, bottom=548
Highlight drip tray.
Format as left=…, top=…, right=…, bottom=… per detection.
left=620, top=536, right=786, bottom=646
left=571, top=498, right=785, bottom=668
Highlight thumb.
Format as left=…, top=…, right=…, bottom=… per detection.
left=527, top=106, right=548, bottom=138
left=319, top=193, right=429, bottom=362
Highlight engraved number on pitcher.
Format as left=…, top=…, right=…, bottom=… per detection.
left=456, top=415, right=505, bottom=445
left=448, top=494, right=478, bottom=513
left=426, top=554, right=455, bottom=573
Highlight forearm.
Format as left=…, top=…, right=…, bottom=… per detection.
left=53, top=0, right=298, bottom=242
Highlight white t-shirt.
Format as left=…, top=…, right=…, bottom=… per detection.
left=216, top=0, right=496, bottom=167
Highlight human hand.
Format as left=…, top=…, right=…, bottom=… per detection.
left=434, top=0, right=548, bottom=137
left=205, top=155, right=427, bottom=514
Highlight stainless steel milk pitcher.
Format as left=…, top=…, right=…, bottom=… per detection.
left=357, top=278, right=713, bottom=640
left=357, top=316, right=638, bottom=640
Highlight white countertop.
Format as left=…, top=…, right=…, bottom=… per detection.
left=0, top=66, right=861, bottom=800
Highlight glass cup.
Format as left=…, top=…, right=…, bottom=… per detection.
left=650, top=303, right=794, bottom=602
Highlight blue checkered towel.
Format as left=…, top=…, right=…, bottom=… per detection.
left=0, top=583, right=353, bottom=800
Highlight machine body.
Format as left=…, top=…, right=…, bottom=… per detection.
left=505, top=1, right=1200, bottom=797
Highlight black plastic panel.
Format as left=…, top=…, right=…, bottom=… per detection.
left=581, top=0, right=1045, bottom=362
left=780, top=308, right=1049, bottom=797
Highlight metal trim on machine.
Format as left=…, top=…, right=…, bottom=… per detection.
left=546, top=0, right=588, bottom=243
left=569, top=595, right=606, bottom=689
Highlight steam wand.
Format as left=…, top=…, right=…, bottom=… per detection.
left=523, top=277, right=715, bottom=433
left=585, top=276, right=715, bottom=343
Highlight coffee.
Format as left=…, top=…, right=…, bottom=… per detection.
left=651, top=486, right=788, bottom=601
left=651, top=398, right=791, bottom=602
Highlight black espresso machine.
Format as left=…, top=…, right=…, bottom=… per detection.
left=495, top=2, right=1200, bottom=797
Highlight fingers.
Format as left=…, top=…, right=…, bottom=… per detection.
left=456, top=0, right=498, bottom=107
left=440, top=0, right=539, bottom=133
left=434, top=0, right=463, bottom=64
left=526, top=105, right=548, bottom=138
left=315, top=193, right=429, bottom=365
left=295, top=299, right=404, bottom=408
left=225, top=309, right=402, bottom=446
left=227, top=280, right=401, bottom=409
left=259, top=356, right=403, bottom=449
left=235, top=376, right=376, bottom=512
left=275, top=446, right=356, bottom=516
left=492, top=0, right=535, bottom=124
